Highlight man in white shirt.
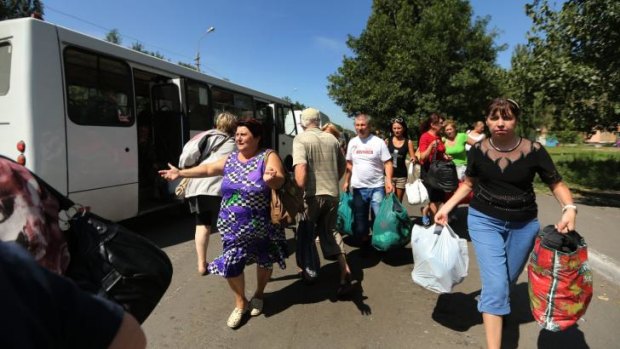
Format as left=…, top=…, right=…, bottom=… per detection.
left=343, top=113, right=393, bottom=251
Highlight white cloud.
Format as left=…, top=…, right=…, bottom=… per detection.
left=313, top=36, right=348, bottom=54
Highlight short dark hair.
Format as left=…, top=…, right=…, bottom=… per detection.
left=237, top=118, right=263, bottom=139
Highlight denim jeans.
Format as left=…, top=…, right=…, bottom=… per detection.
left=352, top=187, right=385, bottom=238
left=467, top=207, right=539, bottom=315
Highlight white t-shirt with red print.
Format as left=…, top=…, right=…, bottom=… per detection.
left=346, top=134, right=392, bottom=189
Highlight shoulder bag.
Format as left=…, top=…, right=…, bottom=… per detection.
left=265, top=150, right=304, bottom=225
left=424, top=148, right=458, bottom=192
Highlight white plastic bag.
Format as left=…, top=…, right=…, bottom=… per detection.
left=406, top=179, right=429, bottom=205
left=406, top=163, right=429, bottom=205
left=410, top=223, right=469, bottom=293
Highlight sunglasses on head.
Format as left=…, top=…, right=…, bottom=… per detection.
left=391, top=117, right=404, bottom=123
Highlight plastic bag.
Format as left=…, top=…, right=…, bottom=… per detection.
left=371, top=193, right=412, bottom=251
left=406, top=179, right=429, bottom=205
left=336, top=192, right=354, bottom=236
left=411, top=224, right=469, bottom=293
left=528, top=225, right=593, bottom=331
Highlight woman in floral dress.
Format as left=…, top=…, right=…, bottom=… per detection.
left=160, top=118, right=287, bottom=329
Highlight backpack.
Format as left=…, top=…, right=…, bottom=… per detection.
left=178, top=130, right=230, bottom=169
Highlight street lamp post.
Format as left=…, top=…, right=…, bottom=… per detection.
left=195, top=26, right=215, bottom=72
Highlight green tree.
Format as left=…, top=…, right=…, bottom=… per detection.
left=105, top=28, right=122, bottom=45
left=1, top=0, right=44, bottom=20
left=507, top=0, right=620, bottom=133
left=282, top=96, right=306, bottom=111
left=327, top=0, right=503, bottom=133
left=131, top=41, right=165, bottom=60
left=178, top=61, right=199, bottom=71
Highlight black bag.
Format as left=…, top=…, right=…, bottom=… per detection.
left=424, top=150, right=458, bottom=192
left=63, top=211, right=173, bottom=323
left=35, top=170, right=173, bottom=324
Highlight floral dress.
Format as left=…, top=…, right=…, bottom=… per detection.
left=207, top=149, right=287, bottom=277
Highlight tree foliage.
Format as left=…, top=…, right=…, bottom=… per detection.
left=0, top=0, right=43, bottom=20
left=178, top=62, right=199, bottom=71
left=507, top=0, right=620, bottom=133
left=328, top=0, right=503, bottom=134
left=104, top=29, right=122, bottom=45
left=282, top=96, right=307, bottom=111
left=131, top=41, right=165, bottom=60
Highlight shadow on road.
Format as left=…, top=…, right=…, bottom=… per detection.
left=121, top=207, right=195, bottom=248
left=537, top=325, right=589, bottom=349
left=264, top=261, right=372, bottom=317
left=574, top=189, right=620, bottom=208
left=432, top=282, right=543, bottom=349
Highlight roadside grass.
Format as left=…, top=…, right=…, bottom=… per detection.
left=534, top=145, right=620, bottom=206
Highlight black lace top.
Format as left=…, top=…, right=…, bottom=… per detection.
left=466, top=138, right=562, bottom=221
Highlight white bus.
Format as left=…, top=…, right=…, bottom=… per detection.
left=0, top=18, right=300, bottom=221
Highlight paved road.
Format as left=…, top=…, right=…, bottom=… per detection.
left=135, top=195, right=620, bottom=348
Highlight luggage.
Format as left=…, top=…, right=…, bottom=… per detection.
left=411, top=224, right=469, bottom=293
left=371, top=193, right=412, bottom=251
left=528, top=226, right=593, bottom=331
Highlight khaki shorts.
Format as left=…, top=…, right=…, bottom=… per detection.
left=301, top=195, right=345, bottom=258
left=392, top=176, right=407, bottom=190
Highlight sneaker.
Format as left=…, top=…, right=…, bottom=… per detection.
left=422, top=215, right=431, bottom=226
left=226, top=305, right=248, bottom=329
left=249, top=298, right=264, bottom=316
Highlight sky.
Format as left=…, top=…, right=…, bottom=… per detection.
left=43, top=0, right=537, bottom=130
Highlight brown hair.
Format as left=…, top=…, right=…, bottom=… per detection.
left=419, top=113, right=444, bottom=134
left=237, top=118, right=263, bottom=139
left=486, top=98, right=521, bottom=119
left=321, top=123, right=341, bottom=139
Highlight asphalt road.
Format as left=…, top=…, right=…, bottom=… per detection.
left=135, top=194, right=620, bottom=349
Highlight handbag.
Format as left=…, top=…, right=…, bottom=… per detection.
left=295, top=216, right=320, bottom=283
left=411, top=224, right=469, bottom=293
left=36, top=173, right=173, bottom=324
left=424, top=150, right=458, bottom=192
left=265, top=150, right=304, bottom=225
left=528, top=225, right=593, bottom=331
left=406, top=163, right=429, bottom=205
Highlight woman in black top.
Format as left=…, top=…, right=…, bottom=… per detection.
left=386, top=118, right=416, bottom=202
left=435, top=98, right=577, bottom=349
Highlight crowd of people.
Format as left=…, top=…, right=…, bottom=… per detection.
left=0, top=98, right=577, bottom=348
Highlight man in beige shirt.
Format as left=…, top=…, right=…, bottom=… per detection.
left=293, top=108, right=352, bottom=297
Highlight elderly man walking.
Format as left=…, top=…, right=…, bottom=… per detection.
left=293, top=108, right=352, bottom=296
left=343, top=113, right=394, bottom=253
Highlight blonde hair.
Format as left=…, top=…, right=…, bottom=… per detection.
left=321, top=123, right=341, bottom=139
left=216, top=112, right=238, bottom=136
left=444, top=119, right=457, bottom=131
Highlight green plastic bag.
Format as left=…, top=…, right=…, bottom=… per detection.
left=372, top=193, right=412, bottom=251
left=336, top=192, right=354, bottom=236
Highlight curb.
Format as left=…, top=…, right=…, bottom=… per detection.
left=589, top=248, right=620, bottom=286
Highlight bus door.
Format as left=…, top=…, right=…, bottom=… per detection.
left=133, top=68, right=183, bottom=209
left=63, top=47, right=138, bottom=220
left=273, top=103, right=296, bottom=171
left=254, top=100, right=274, bottom=151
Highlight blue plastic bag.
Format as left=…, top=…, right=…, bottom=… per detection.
left=371, top=193, right=412, bottom=251
left=336, top=192, right=354, bottom=236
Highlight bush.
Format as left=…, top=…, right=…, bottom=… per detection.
left=552, top=130, right=582, bottom=144
left=554, top=157, right=620, bottom=190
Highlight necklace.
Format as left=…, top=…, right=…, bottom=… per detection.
left=489, top=137, right=521, bottom=152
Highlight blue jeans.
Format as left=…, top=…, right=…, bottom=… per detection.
left=467, top=207, right=539, bottom=315
left=352, top=187, right=385, bottom=238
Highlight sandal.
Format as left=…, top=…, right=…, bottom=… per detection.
left=249, top=297, right=264, bottom=316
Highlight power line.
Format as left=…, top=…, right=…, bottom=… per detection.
left=45, top=4, right=221, bottom=70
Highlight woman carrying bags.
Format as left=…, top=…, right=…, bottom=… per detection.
left=386, top=117, right=417, bottom=203
left=418, top=113, right=449, bottom=226
left=434, top=98, right=577, bottom=349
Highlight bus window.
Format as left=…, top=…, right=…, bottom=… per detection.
left=280, top=105, right=297, bottom=136
left=64, top=47, right=133, bottom=126
left=0, top=42, right=11, bottom=96
left=255, top=101, right=273, bottom=149
left=211, top=86, right=252, bottom=119
left=186, top=80, right=212, bottom=132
